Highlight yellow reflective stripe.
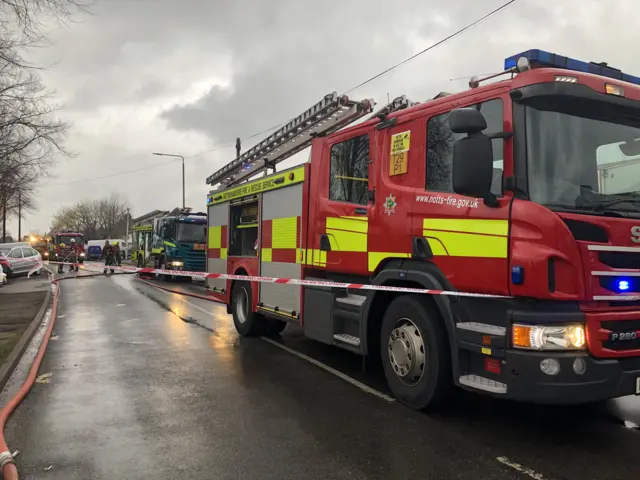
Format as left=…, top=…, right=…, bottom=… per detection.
left=423, top=230, right=507, bottom=258
left=422, top=218, right=508, bottom=237
left=237, top=223, right=258, bottom=229
left=208, top=226, right=221, bottom=249
left=164, top=241, right=176, bottom=248
left=326, top=230, right=367, bottom=252
left=221, top=248, right=227, bottom=260
left=368, top=252, right=411, bottom=272
left=152, top=248, right=163, bottom=254
left=209, top=165, right=305, bottom=205
left=262, top=248, right=272, bottom=263
left=423, top=237, right=448, bottom=255
left=326, top=216, right=368, bottom=253
left=326, top=217, right=368, bottom=233
left=272, top=217, right=298, bottom=249
left=301, top=249, right=326, bottom=267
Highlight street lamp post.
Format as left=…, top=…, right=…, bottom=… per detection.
left=152, top=152, right=185, bottom=209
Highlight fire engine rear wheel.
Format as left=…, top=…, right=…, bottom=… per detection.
left=380, top=295, right=452, bottom=410
left=232, top=281, right=266, bottom=337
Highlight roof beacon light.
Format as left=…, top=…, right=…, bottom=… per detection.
left=504, top=49, right=640, bottom=86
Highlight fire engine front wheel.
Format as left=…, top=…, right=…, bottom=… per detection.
left=232, top=281, right=266, bottom=337
left=380, top=295, right=452, bottom=410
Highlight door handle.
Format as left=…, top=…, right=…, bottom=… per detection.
left=320, top=234, right=331, bottom=252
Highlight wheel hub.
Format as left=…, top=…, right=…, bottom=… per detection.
left=236, top=287, right=248, bottom=324
left=388, top=319, right=426, bottom=385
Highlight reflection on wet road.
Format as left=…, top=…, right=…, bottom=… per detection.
left=4, top=274, right=640, bottom=479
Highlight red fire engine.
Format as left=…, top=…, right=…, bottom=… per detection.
left=50, top=231, right=87, bottom=263
left=205, top=49, right=640, bottom=409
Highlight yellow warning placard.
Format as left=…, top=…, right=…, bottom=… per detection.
left=389, top=152, right=408, bottom=176
left=390, top=130, right=411, bottom=154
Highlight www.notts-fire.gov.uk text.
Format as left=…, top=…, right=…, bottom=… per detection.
left=415, top=195, right=480, bottom=209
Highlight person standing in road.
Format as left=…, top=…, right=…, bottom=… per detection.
left=69, top=238, right=80, bottom=272
left=102, top=240, right=115, bottom=274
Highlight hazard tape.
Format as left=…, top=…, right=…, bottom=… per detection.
left=42, top=261, right=511, bottom=299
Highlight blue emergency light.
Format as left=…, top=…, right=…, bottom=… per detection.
left=618, top=279, right=631, bottom=292
left=504, top=49, right=640, bottom=86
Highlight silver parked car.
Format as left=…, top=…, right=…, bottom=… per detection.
left=0, top=243, right=43, bottom=278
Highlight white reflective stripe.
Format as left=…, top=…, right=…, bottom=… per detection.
left=588, top=245, right=640, bottom=252
left=593, top=295, right=640, bottom=301
left=592, top=271, right=640, bottom=277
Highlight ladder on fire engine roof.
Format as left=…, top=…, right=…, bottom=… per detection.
left=370, top=94, right=420, bottom=120
left=206, top=92, right=375, bottom=188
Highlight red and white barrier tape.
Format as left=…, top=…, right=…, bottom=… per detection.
left=41, top=261, right=511, bottom=299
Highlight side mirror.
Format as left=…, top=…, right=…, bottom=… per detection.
left=449, top=108, right=494, bottom=199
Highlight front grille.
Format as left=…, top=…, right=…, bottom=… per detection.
left=184, top=251, right=206, bottom=272
left=599, top=251, right=640, bottom=269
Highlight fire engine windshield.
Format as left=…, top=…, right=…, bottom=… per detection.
left=176, top=222, right=206, bottom=243
left=55, top=235, right=85, bottom=246
left=526, top=102, right=640, bottom=217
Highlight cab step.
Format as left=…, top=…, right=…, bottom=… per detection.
left=459, top=375, right=507, bottom=394
left=335, top=294, right=367, bottom=307
left=333, top=334, right=361, bottom=347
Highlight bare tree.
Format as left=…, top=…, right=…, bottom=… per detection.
left=0, top=0, right=90, bottom=69
left=0, top=0, right=89, bottom=239
left=51, top=194, right=131, bottom=239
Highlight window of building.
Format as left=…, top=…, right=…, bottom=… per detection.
left=329, top=134, right=370, bottom=205
left=426, top=99, right=504, bottom=195
left=229, top=200, right=259, bottom=257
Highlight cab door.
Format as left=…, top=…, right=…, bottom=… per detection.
left=410, top=96, right=512, bottom=296
left=310, top=128, right=373, bottom=277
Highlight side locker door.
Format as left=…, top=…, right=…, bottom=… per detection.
left=260, top=184, right=303, bottom=317
left=207, top=201, right=229, bottom=294
left=314, top=131, right=372, bottom=276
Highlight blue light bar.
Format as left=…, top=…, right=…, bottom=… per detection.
left=504, top=49, right=640, bottom=86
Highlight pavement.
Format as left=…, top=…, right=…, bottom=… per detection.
left=4, top=274, right=640, bottom=479
left=0, top=275, right=50, bottom=366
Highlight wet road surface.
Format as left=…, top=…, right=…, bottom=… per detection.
left=5, top=274, right=640, bottom=479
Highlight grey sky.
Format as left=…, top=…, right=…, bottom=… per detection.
left=8, top=0, right=639, bottom=235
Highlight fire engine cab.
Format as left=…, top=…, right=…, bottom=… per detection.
left=205, top=49, right=640, bottom=409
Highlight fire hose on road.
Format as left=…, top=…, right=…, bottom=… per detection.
left=0, top=268, right=103, bottom=480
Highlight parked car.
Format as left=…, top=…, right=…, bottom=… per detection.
left=0, top=243, right=43, bottom=279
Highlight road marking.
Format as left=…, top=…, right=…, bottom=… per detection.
left=116, top=304, right=126, bottom=307
left=496, top=457, right=547, bottom=479
left=260, top=337, right=396, bottom=403
left=57, top=315, right=66, bottom=319
left=35, top=372, right=52, bottom=384
left=139, top=280, right=395, bottom=403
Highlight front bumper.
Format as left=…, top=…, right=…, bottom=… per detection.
left=504, top=350, right=640, bottom=404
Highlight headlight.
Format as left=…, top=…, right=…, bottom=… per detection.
left=171, top=261, right=184, bottom=267
left=512, top=324, right=586, bottom=350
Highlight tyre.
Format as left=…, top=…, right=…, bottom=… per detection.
left=265, top=319, right=287, bottom=336
left=380, top=295, right=452, bottom=410
left=231, top=281, right=266, bottom=337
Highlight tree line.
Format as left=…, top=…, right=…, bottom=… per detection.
left=0, top=0, right=88, bottom=242
left=50, top=193, right=132, bottom=240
